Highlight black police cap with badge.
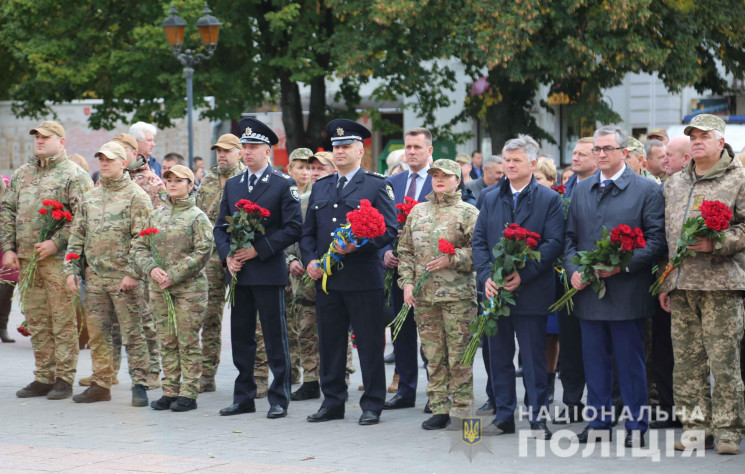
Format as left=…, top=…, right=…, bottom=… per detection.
left=326, top=118, right=371, bottom=146
left=238, top=117, right=279, bottom=146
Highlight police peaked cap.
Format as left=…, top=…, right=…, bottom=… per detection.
left=326, top=119, right=371, bottom=146
left=238, top=117, right=279, bottom=146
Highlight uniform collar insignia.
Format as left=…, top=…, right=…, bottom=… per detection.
left=262, top=174, right=269, bottom=183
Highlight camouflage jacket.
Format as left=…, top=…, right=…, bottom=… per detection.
left=662, top=151, right=745, bottom=292
left=0, top=150, right=93, bottom=260
left=64, top=173, right=152, bottom=280
left=397, top=190, right=479, bottom=304
left=133, top=193, right=214, bottom=290
left=129, top=161, right=166, bottom=210
left=195, top=162, right=247, bottom=226
left=287, top=191, right=314, bottom=301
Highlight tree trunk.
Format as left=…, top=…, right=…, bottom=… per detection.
left=306, top=74, right=326, bottom=149
left=280, top=71, right=306, bottom=153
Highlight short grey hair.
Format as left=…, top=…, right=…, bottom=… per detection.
left=483, top=154, right=501, bottom=167
left=129, top=122, right=158, bottom=142
left=503, top=134, right=540, bottom=162
left=644, top=139, right=665, bottom=156
left=593, top=126, right=628, bottom=148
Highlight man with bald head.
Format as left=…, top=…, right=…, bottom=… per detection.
left=662, top=136, right=691, bottom=177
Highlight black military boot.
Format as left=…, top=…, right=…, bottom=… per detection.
left=170, top=396, right=197, bottom=412
left=151, top=396, right=177, bottom=410
left=131, top=384, right=148, bottom=407
left=72, top=382, right=111, bottom=403
left=422, top=414, right=450, bottom=430
left=47, top=378, right=73, bottom=400
left=291, top=381, right=320, bottom=401
left=16, top=381, right=53, bottom=398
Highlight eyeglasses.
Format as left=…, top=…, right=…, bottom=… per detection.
left=591, top=146, right=623, bottom=155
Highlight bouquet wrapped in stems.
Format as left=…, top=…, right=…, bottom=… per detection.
left=223, top=199, right=270, bottom=305
left=549, top=224, right=645, bottom=312
left=388, top=238, right=455, bottom=341
left=65, top=252, right=86, bottom=336
left=384, top=197, right=420, bottom=306
left=650, top=200, right=732, bottom=295
left=300, top=199, right=387, bottom=294
left=18, top=200, right=72, bottom=310
left=462, top=224, right=541, bottom=365
left=139, top=228, right=177, bottom=333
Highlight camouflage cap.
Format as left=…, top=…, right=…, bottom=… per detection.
left=308, top=151, right=335, bottom=169
left=289, top=148, right=313, bottom=162
left=455, top=152, right=471, bottom=164
left=163, top=164, right=195, bottom=182
left=29, top=120, right=65, bottom=138
left=211, top=133, right=241, bottom=151
left=113, top=133, right=138, bottom=151
left=684, top=114, right=726, bottom=136
left=626, top=137, right=645, bottom=156
left=95, top=141, right=127, bottom=161
left=647, top=128, right=669, bottom=141
left=428, top=158, right=462, bottom=179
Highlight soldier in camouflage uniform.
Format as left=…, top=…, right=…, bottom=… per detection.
left=1, top=121, right=93, bottom=400
left=397, top=159, right=479, bottom=430
left=134, top=165, right=214, bottom=412
left=195, top=133, right=269, bottom=394
left=64, top=141, right=152, bottom=406
left=659, top=115, right=745, bottom=455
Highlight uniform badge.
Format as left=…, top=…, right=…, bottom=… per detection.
left=692, top=195, right=704, bottom=211
left=262, top=174, right=269, bottom=183
left=158, top=190, right=168, bottom=202
left=245, top=127, right=253, bottom=136
left=386, top=184, right=395, bottom=200
left=290, top=185, right=300, bottom=201
left=336, top=127, right=344, bottom=137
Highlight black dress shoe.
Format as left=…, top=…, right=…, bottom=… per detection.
left=482, top=418, right=516, bottom=436
left=220, top=401, right=256, bottom=416
left=422, top=414, right=450, bottom=430
left=267, top=404, right=287, bottom=419
left=359, top=410, right=380, bottom=425
left=529, top=421, right=552, bottom=440
left=423, top=400, right=432, bottom=414
left=307, top=406, right=345, bottom=422
left=291, top=381, right=320, bottom=401
left=575, top=425, right=612, bottom=444
left=553, top=404, right=585, bottom=424
left=0, top=329, right=16, bottom=343
left=624, top=430, right=645, bottom=448
left=384, top=352, right=395, bottom=364
left=649, top=418, right=682, bottom=429
left=383, top=394, right=415, bottom=410
left=476, top=400, right=495, bottom=416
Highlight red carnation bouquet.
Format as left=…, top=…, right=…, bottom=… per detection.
left=18, top=199, right=73, bottom=310
left=462, top=224, right=541, bottom=364
left=388, top=238, right=455, bottom=341
left=139, top=228, right=177, bottom=332
left=551, top=184, right=570, bottom=216
left=650, top=199, right=732, bottom=295
left=549, top=224, right=645, bottom=312
left=384, top=197, right=420, bottom=306
left=224, top=199, right=271, bottom=305
left=305, top=199, right=387, bottom=294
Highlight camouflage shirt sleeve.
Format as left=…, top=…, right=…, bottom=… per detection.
left=133, top=213, right=159, bottom=279
left=127, top=192, right=154, bottom=280
left=52, top=170, right=93, bottom=252
left=63, top=195, right=88, bottom=277
left=713, top=181, right=745, bottom=257
left=396, top=208, right=417, bottom=289
left=452, top=206, right=479, bottom=273
left=167, top=211, right=214, bottom=285
left=0, top=169, right=21, bottom=252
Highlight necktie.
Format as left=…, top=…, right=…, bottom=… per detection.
left=337, top=176, right=347, bottom=193
left=248, top=174, right=257, bottom=192
left=601, top=179, right=612, bottom=188
left=406, top=173, right=418, bottom=200
left=513, top=191, right=520, bottom=211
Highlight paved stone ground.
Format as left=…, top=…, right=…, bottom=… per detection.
left=0, top=298, right=743, bottom=473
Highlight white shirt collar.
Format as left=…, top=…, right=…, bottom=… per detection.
left=339, top=166, right=361, bottom=182
left=408, top=165, right=430, bottom=181
left=600, top=164, right=626, bottom=183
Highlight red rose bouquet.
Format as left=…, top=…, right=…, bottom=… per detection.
left=18, top=199, right=73, bottom=310
left=224, top=199, right=271, bottom=305
left=139, top=228, right=177, bottom=332
left=384, top=197, right=420, bottom=306
left=305, top=199, right=387, bottom=294
left=388, top=238, right=455, bottom=341
left=650, top=199, right=732, bottom=295
left=549, top=224, right=645, bottom=312
left=462, top=224, right=541, bottom=365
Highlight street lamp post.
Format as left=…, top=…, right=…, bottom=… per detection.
left=162, top=3, right=221, bottom=170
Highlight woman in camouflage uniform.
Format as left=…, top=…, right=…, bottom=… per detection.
left=134, top=165, right=213, bottom=412
left=398, top=159, right=479, bottom=430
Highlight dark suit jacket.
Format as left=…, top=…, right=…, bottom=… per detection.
left=563, top=166, right=665, bottom=321
left=214, top=167, right=303, bottom=286
left=472, top=177, right=565, bottom=316
left=301, top=169, right=397, bottom=291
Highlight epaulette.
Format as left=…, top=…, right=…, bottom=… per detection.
left=365, top=170, right=386, bottom=179
left=273, top=170, right=291, bottom=179
left=316, top=173, right=335, bottom=182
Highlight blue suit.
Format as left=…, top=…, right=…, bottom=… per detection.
left=564, top=166, right=665, bottom=432
left=214, top=167, right=303, bottom=409
left=301, top=169, right=397, bottom=414
left=379, top=170, right=432, bottom=402
left=472, top=176, right=565, bottom=423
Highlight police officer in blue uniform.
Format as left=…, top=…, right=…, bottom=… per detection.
left=214, top=117, right=303, bottom=419
left=301, top=119, right=397, bottom=425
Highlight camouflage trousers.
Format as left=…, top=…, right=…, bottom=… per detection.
left=110, top=283, right=160, bottom=381
left=20, top=257, right=79, bottom=385
left=152, top=284, right=207, bottom=399
left=671, top=290, right=745, bottom=444
left=85, top=272, right=148, bottom=389
left=287, top=297, right=320, bottom=383
left=415, top=300, right=475, bottom=417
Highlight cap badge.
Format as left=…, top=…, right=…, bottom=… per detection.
left=245, top=127, right=253, bottom=135
left=694, top=116, right=701, bottom=122
left=336, top=127, right=344, bottom=137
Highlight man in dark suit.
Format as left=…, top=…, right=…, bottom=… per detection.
left=301, top=119, right=397, bottom=425
left=564, top=126, right=665, bottom=447
left=472, top=135, right=565, bottom=440
left=214, top=117, right=303, bottom=419
left=381, top=127, right=433, bottom=410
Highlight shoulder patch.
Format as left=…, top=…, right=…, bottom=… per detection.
left=365, top=170, right=386, bottom=179
left=273, top=170, right=291, bottom=179
left=386, top=184, right=395, bottom=201
left=289, top=185, right=300, bottom=201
